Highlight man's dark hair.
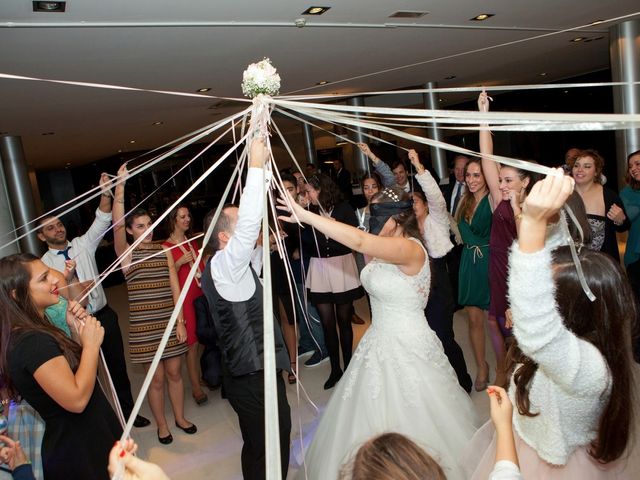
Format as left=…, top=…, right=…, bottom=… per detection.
left=37, top=215, right=57, bottom=232
left=391, top=159, right=407, bottom=171
left=204, top=203, right=237, bottom=252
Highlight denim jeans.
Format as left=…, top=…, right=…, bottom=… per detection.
left=295, top=282, right=327, bottom=356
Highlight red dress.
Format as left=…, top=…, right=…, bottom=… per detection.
left=163, top=240, right=205, bottom=346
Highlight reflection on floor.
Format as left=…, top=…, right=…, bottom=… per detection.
left=106, top=284, right=640, bottom=479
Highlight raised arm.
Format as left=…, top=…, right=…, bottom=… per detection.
left=409, top=150, right=448, bottom=225
left=478, top=92, right=501, bottom=208
left=75, top=173, right=113, bottom=253
left=510, top=171, right=609, bottom=393
left=279, top=198, right=424, bottom=273
left=113, top=164, right=130, bottom=264
left=357, top=143, right=395, bottom=187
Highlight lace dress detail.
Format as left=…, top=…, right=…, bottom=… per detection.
left=298, top=238, right=478, bottom=480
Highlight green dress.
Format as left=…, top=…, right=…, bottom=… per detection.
left=458, top=195, right=492, bottom=309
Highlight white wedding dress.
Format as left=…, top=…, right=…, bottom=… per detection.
left=298, top=239, right=479, bottom=480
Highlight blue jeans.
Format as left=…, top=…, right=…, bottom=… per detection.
left=295, top=282, right=327, bottom=356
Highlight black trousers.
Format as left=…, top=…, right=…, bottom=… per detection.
left=94, top=305, right=136, bottom=417
left=224, top=373, right=291, bottom=480
left=425, top=257, right=473, bottom=393
left=445, top=243, right=463, bottom=310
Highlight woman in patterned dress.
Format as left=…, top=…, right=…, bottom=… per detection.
left=113, top=165, right=194, bottom=445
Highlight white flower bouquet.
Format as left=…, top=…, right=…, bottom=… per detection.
left=242, top=58, right=281, bottom=98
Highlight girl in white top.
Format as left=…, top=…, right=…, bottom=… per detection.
left=409, top=149, right=472, bottom=393
left=466, top=170, right=635, bottom=478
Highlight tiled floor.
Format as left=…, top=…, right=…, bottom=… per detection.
left=107, top=285, right=640, bottom=479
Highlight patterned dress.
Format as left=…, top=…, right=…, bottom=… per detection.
left=125, top=243, right=188, bottom=364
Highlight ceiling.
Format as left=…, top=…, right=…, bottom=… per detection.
left=0, top=1, right=638, bottom=170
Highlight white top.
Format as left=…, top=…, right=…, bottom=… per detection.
left=41, top=208, right=111, bottom=313
left=209, top=167, right=267, bottom=302
left=488, top=460, right=523, bottom=480
left=414, top=170, right=454, bottom=259
left=508, top=244, right=611, bottom=465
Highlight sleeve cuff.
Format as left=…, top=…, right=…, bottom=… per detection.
left=94, top=207, right=112, bottom=221
left=246, top=167, right=272, bottom=188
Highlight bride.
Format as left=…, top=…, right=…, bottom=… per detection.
left=279, top=185, right=479, bottom=480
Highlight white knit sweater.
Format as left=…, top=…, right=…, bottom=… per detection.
left=507, top=244, right=611, bottom=465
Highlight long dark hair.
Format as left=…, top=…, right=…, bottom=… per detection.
left=166, top=204, right=191, bottom=237
left=0, top=254, right=82, bottom=399
left=499, top=163, right=539, bottom=195
left=307, top=174, right=344, bottom=212
left=508, top=246, right=634, bottom=463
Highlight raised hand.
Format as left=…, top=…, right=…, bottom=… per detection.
left=99, top=172, right=112, bottom=195
left=357, top=143, right=373, bottom=158
left=522, top=169, right=574, bottom=224
left=478, top=90, right=492, bottom=113
left=408, top=149, right=423, bottom=171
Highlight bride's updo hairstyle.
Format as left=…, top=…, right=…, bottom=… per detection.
left=339, top=432, right=446, bottom=480
left=369, top=187, right=422, bottom=244
left=510, top=246, right=634, bottom=463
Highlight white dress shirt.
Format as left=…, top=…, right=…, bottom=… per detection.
left=488, top=460, right=523, bottom=480
left=41, top=208, right=112, bottom=313
left=209, top=167, right=268, bottom=302
left=415, top=171, right=454, bottom=259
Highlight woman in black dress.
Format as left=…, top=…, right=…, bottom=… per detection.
left=0, top=253, right=121, bottom=480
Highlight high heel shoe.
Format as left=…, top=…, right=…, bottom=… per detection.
left=323, top=370, right=343, bottom=390
left=193, top=392, right=209, bottom=405
left=474, top=362, right=490, bottom=392
left=175, top=421, right=197, bottom=434
left=158, top=429, right=173, bottom=445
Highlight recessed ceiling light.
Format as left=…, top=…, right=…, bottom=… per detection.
left=571, top=37, right=585, bottom=42
left=32, top=1, right=66, bottom=12
left=316, top=80, right=329, bottom=85
left=65, top=162, right=71, bottom=166
left=590, top=19, right=604, bottom=25
left=117, top=149, right=122, bottom=153
left=539, top=72, right=547, bottom=76
left=41, top=132, right=55, bottom=135
left=303, top=6, right=330, bottom=15
left=129, top=140, right=136, bottom=144
left=471, top=13, right=494, bottom=21
left=196, top=88, right=211, bottom=93
left=389, top=11, right=428, bottom=19
left=444, top=75, right=456, bottom=80
left=152, top=121, right=163, bottom=126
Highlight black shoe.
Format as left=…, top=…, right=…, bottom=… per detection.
left=133, top=415, right=151, bottom=428
left=175, top=421, right=197, bottom=434
left=323, top=370, right=343, bottom=390
left=158, top=429, right=173, bottom=445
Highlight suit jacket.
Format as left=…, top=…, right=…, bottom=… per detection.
left=441, top=180, right=465, bottom=215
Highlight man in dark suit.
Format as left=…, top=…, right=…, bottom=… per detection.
left=441, top=154, right=469, bottom=311
left=332, top=159, right=353, bottom=202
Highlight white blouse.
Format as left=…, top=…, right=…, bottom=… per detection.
left=414, top=170, right=454, bottom=259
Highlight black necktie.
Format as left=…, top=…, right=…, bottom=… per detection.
left=452, top=183, right=463, bottom=214
left=57, top=246, right=71, bottom=260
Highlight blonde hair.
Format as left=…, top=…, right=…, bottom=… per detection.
left=339, top=433, right=446, bottom=480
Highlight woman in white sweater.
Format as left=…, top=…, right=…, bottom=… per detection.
left=408, top=149, right=472, bottom=393
left=467, top=170, right=634, bottom=478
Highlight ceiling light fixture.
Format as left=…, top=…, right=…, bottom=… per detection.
left=41, top=132, right=55, bottom=135
left=196, top=87, right=211, bottom=93
left=389, top=11, right=428, bottom=19
left=571, top=37, right=585, bottom=42
left=539, top=72, right=547, bottom=76
left=303, top=6, right=330, bottom=15
left=316, top=80, right=329, bottom=85
left=32, top=1, right=66, bottom=12
left=471, top=13, right=494, bottom=21
left=129, top=140, right=136, bottom=144
left=152, top=121, right=163, bottom=126
left=590, top=19, right=604, bottom=25
left=444, top=75, right=456, bottom=80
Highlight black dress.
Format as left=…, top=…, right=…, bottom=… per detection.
left=8, top=331, right=122, bottom=480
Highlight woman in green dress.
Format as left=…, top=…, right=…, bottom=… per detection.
left=455, top=158, right=492, bottom=391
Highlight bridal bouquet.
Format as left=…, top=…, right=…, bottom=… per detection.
left=242, top=58, right=281, bottom=98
